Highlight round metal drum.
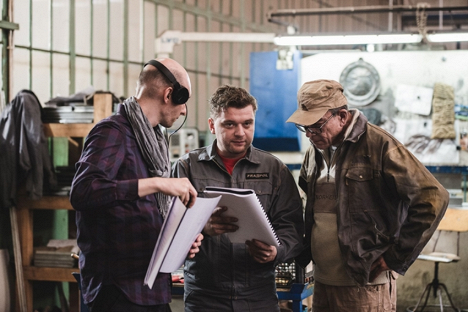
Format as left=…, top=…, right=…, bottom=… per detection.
left=339, top=58, right=381, bottom=106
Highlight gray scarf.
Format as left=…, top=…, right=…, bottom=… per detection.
left=122, top=96, right=171, bottom=218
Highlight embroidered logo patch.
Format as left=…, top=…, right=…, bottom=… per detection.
left=246, top=173, right=269, bottom=179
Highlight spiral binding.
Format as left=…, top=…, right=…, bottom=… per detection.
left=254, top=193, right=281, bottom=246
left=205, top=186, right=281, bottom=246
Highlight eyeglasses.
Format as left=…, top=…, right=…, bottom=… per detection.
left=295, top=113, right=335, bottom=135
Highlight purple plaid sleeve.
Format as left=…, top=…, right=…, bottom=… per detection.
left=70, top=106, right=171, bottom=305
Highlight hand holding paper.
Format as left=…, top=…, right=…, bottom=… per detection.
left=202, top=206, right=239, bottom=236
left=187, top=233, right=204, bottom=259
left=245, top=239, right=277, bottom=263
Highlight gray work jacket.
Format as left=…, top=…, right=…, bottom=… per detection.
left=296, top=112, right=449, bottom=286
left=172, top=141, right=304, bottom=299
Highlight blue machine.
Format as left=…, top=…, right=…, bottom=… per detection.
left=250, top=50, right=302, bottom=151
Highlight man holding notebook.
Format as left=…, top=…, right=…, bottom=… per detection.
left=70, top=58, right=200, bottom=311
left=172, top=85, right=304, bottom=312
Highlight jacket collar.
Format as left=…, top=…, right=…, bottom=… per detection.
left=197, top=139, right=261, bottom=165
left=343, top=109, right=368, bottom=144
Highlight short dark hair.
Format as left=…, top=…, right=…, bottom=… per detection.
left=209, top=85, right=257, bottom=119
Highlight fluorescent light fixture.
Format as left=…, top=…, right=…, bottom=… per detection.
left=428, top=32, right=468, bottom=43
left=273, top=32, right=468, bottom=46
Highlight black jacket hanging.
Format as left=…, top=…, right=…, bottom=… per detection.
left=0, top=90, right=56, bottom=210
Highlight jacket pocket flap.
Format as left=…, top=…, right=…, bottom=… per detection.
left=244, top=181, right=273, bottom=195
left=346, top=168, right=373, bottom=181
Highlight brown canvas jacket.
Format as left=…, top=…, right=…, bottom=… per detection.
left=297, top=111, right=449, bottom=286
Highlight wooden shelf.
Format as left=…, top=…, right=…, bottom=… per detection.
left=42, top=92, right=113, bottom=138
left=23, top=266, right=77, bottom=282
left=16, top=92, right=114, bottom=312
left=17, top=196, right=73, bottom=210
left=43, top=123, right=94, bottom=138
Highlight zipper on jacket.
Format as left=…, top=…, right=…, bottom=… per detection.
left=317, top=149, right=332, bottom=182
left=327, top=146, right=338, bottom=182
left=213, top=158, right=232, bottom=176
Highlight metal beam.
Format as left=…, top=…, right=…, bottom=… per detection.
left=1, top=0, right=18, bottom=103
left=268, top=5, right=468, bottom=19
left=69, top=0, right=76, bottom=95
left=148, top=0, right=275, bottom=33
left=155, top=30, right=275, bottom=57
left=0, top=20, right=18, bottom=30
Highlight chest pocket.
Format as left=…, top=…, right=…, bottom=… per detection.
left=244, top=181, right=274, bottom=214
left=345, top=167, right=380, bottom=213
left=346, top=167, right=373, bottom=181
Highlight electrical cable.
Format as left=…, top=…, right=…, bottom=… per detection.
left=168, top=103, right=188, bottom=143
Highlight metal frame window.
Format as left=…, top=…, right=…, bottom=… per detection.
left=7, top=0, right=280, bottom=132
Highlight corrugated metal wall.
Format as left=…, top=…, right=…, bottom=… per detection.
left=10, top=0, right=283, bottom=133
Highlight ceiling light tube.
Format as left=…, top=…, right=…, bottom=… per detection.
left=274, top=34, right=422, bottom=46
left=428, top=32, right=468, bottom=43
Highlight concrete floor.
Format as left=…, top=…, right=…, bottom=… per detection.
left=170, top=289, right=468, bottom=312
left=169, top=295, right=184, bottom=312
left=169, top=297, right=309, bottom=312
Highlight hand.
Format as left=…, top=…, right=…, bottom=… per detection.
left=187, top=233, right=204, bottom=259
left=139, top=177, right=198, bottom=207
left=245, top=239, right=277, bottom=264
left=203, top=206, right=238, bottom=236
left=369, top=256, right=390, bottom=282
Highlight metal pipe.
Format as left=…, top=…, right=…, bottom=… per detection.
left=267, top=5, right=468, bottom=19
left=123, top=0, right=129, bottom=96
left=439, top=0, right=443, bottom=29
left=388, top=0, right=393, bottom=31
left=69, top=0, right=76, bottom=95
left=49, top=0, right=53, bottom=99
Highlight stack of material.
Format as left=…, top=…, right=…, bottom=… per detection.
left=42, top=88, right=121, bottom=124
left=42, top=105, right=94, bottom=124
left=34, top=239, right=79, bottom=268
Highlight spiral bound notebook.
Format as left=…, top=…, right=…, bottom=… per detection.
left=204, top=186, right=280, bottom=247
left=144, top=195, right=221, bottom=289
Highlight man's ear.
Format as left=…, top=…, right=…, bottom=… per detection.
left=338, top=109, right=348, bottom=125
left=208, top=118, right=215, bottom=134
left=163, top=87, right=172, bottom=104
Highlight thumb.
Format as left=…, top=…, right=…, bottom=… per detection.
left=213, top=206, right=227, bottom=215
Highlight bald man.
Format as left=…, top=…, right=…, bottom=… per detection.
left=70, top=58, right=200, bottom=312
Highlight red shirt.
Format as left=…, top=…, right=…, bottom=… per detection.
left=218, top=153, right=245, bottom=174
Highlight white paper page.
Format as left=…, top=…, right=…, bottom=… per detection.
left=394, top=84, right=434, bottom=116
left=204, top=187, right=280, bottom=247
left=160, top=196, right=221, bottom=272
left=145, top=197, right=185, bottom=288
left=144, top=196, right=220, bottom=289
